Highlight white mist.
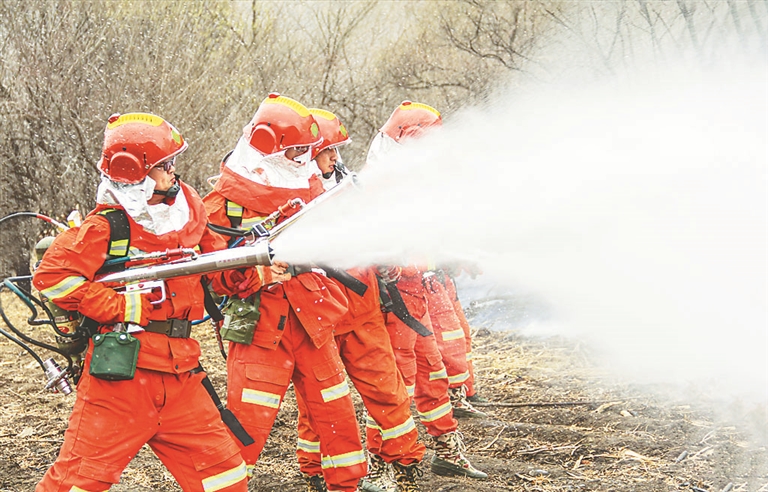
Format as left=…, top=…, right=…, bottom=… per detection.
left=272, top=61, right=767, bottom=410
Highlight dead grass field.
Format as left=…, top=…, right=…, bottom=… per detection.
left=0, top=291, right=766, bottom=492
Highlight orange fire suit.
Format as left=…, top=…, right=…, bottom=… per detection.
left=443, top=274, right=477, bottom=396
left=384, top=266, right=458, bottom=437
left=32, top=182, right=247, bottom=492
left=295, top=267, right=425, bottom=477
left=423, top=271, right=470, bottom=390
left=204, top=166, right=366, bottom=492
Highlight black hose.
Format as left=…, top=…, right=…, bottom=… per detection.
left=0, top=282, right=74, bottom=372
left=0, top=284, right=46, bottom=368
left=4, top=277, right=78, bottom=339
left=0, top=211, right=64, bottom=229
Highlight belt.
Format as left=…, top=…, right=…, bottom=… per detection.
left=144, top=319, right=192, bottom=338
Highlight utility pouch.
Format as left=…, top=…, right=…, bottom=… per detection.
left=220, top=294, right=261, bottom=345
left=89, top=331, right=140, bottom=381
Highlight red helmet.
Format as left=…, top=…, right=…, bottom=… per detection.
left=308, top=108, right=350, bottom=159
left=97, top=113, right=187, bottom=184
left=380, top=101, right=442, bottom=143
left=245, top=93, right=322, bottom=155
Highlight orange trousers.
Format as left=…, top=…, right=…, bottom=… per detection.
left=423, top=274, right=470, bottom=390
left=296, top=317, right=425, bottom=475
left=226, top=310, right=366, bottom=492
left=37, top=363, right=247, bottom=492
left=444, top=275, right=477, bottom=396
left=384, top=289, right=457, bottom=437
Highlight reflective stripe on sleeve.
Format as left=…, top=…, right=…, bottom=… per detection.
left=41, top=276, right=87, bottom=300
left=201, top=460, right=247, bottom=492
left=241, top=388, right=281, bottom=409
left=321, top=449, right=366, bottom=470
left=69, top=486, right=109, bottom=492
left=241, top=216, right=268, bottom=231
left=320, top=380, right=350, bottom=403
left=123, top=291, right=143, bottom=325
left=418, top=401, right=452, bottom=423
left=466, top=351, right=473, bottom=361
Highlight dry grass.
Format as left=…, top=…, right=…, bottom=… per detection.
left=0, top=291, right=766, bottom=491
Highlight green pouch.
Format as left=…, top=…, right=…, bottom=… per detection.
left=89, top=331, right=140, bottom=381
left=220, top=294, right=261, bottom=345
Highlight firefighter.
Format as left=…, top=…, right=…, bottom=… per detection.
left=32, top=113, right=248, bottom=492
left=367, top=102, right=487, bottom=480
left=309, top=109, right=349, bottom=191
left=294, top=108, right=426, bottom=492
left=422, top=268, right=487, bottom=418
left=203, top=94, right=366, bottom=492
left=442, top=267, right=486, bottom=403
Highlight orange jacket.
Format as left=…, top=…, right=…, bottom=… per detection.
left=204, top=170, right=348, bottom=349
left=33, top=182, right=228, bottom=374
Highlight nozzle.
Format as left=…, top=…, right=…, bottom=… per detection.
left=43, top=358, right=72, bottom=395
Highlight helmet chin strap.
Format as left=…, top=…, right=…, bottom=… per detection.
left=152, top=174, right=181, bottom=199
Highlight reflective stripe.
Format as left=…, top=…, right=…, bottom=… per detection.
left=365, top=414, right=381, bottom=430
left=226, top=201, right=243, bottom=218
left=418, top=401, right=452, bottom=423
left=246, top=463, right=255, bottom=478
left=241, top=216, right=268, bottom=230
left=406, top=384, right=415, bottom=397
left=441, top=328, right=464, bottom=341
left=123, top=291, right=143, bottom=324
left=448, top=371, right=470, bottom=385
left=108, top=238, right=128, bottom=257
left=297, top=438, right=320, bottom=453
left=242, top=388, right=281, bottom=408
left=69, top=486, right=108, bottom=492
left=466, top=351, right=473, bottom=361
left=429, top=368, right=448, bottom=381
left=320, top=380, right=350, bottom=403
left=321, top=449, right=366, bottom=469
left=379, top=416, right=417, bottom=441
left=202, top=460, right=247, bottom=492
left=128, top=246, right=145, bottom=257
left=41, top=276, right=87, bottom=300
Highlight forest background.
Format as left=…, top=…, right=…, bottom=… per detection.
left=0, top=0, right=765, bottom=277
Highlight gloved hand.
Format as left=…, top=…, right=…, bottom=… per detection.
left=137, top=290, right=164, bottom=326
left=258, top=260, right=291, bottom=288
left=377, top=265, right=402, bottom=284
left=230, top=267, right=264, bottom=299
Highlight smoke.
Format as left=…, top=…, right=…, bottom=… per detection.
left=272, top=60, right=767, bottom=410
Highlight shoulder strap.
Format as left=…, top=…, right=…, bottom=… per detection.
left=377, top=276, right=432, bottom=336
left=96, top=209, right=131, bottom=274
left=225, top=200, right=243, bottom=229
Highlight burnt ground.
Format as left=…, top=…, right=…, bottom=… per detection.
left=0, top=291, right=766, bottom=492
